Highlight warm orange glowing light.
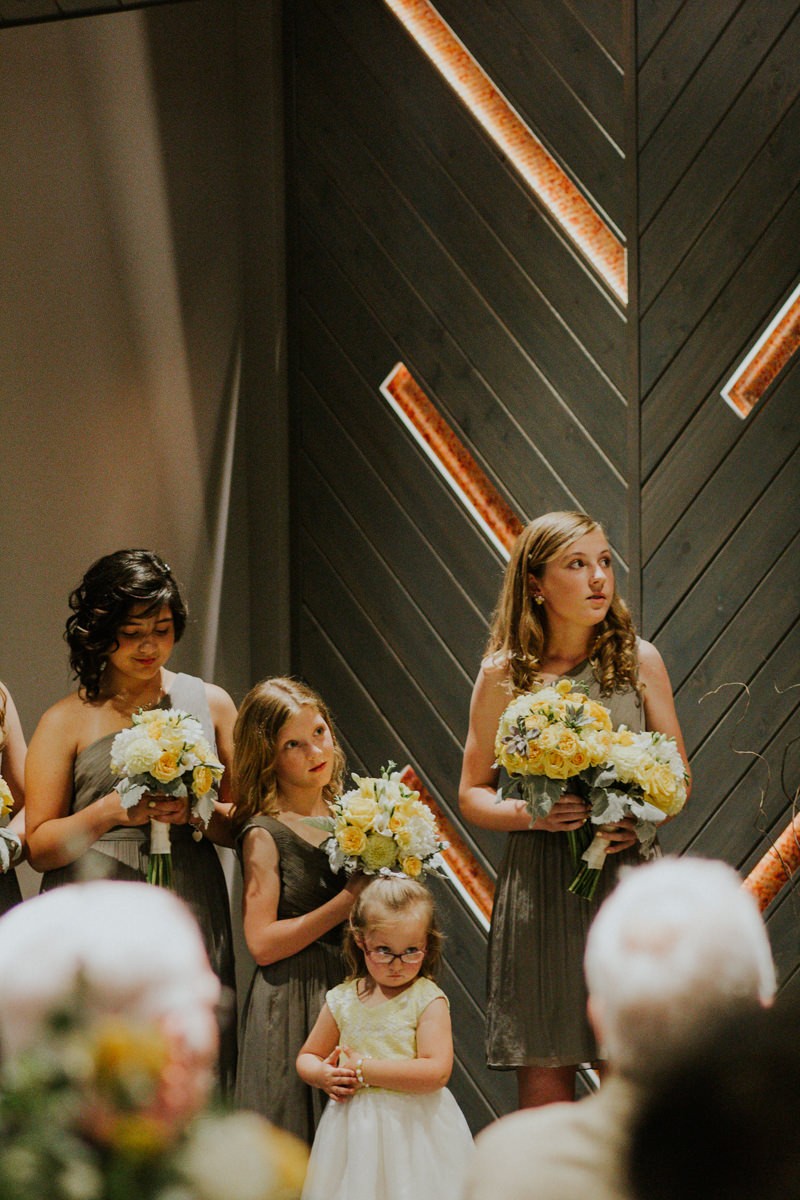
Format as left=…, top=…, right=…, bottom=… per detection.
left=380, top=363, right=523, bottom=558
left=743, top=810, right=800, bottom=912
left=382, top=0, right=627, bottom=303
left=400, top=765, right=494, bottom=928
left=722, top=282, right=800, bottom=417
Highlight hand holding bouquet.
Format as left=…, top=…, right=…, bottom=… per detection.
left=495, top=680, right=688, bottom=899
left=0, top=776, right=22, bottom=874
left=110, top=708, right=224, bottom=887
left=308, top=763, right=446, bottom=879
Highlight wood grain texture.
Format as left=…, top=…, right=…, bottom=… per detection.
left=286, top=0, right=800, bottom=1127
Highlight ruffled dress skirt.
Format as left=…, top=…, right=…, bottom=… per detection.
left=302, top=1086, right=474, bottom=1200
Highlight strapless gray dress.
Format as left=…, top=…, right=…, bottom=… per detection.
left=486, top=657, right=646, bottom=1068
left=39, top=673, right=237, bottom=1093
left=0, top=750, right=22, bottom=917
left=0, top=864, right=21, bottom=917
left=235, top=815, right=347, bottom=1143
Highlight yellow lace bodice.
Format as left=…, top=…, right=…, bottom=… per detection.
left=327, top=976, right=447, bottom=1076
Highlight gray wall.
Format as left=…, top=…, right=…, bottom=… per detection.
left=0, top=0, right=289, bottom=732
left=0, top=0, right=289, bottom=978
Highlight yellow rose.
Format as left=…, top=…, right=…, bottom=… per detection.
left=543, top=750, right=572, bottom=780
left=642, top=763, right=683, bottom=815
left=389, top=800, right=417, bottom=832
left=538, top=725, right=561, bottom=751
left=401, top=855, right=423, bottom=878
left=146, top=719, right=166, bottom=742
left=613, top=727, right=635, bottom=747
left=566, top=744, right=591, bottom=772
left=556, top=730, right=580, bottom=759
left=585, top=700, right=613, bottom=731
left=93, top=1020, right=168, bottom=1083
left=151, top=751, right=182, bottom=784
left=555, top=679, right=572, bottom=697
left=192, top=765, right=214, bottom=797
left=107, top=1113, right=171, bottom=1156
left=0, top=778, right=13, bottom=821
left=343, top=793, right=379, bottom=830
left=361, top=833, right=398, bottom=872
left=336, top=825, right=367, bottom=855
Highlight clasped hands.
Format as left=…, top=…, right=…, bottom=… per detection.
left=526, top=792, right=638, bottom=853
left=123, top=793, right=191, bottom=827
left=317, top=1045, right=363, bottom=1103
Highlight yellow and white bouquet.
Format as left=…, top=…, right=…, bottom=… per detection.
left=0, top=774, right=22, bottom=874
left=0, top=1001, right=307, bottom=1200
left=571, top=726, right=688, bottom=898
left=494, top=679, right=613, bottom=819
left=495, top=680, right=688, bottom=900
left=308, top=763, right=447, bottom=879
left=111, top=708, right=224, bottom=888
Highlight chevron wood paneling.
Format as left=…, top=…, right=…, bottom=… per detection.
left=638, top=2, right=800, bottom=999
left=285, top=0, right=800, bottom=1125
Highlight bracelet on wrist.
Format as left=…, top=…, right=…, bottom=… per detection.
left=355, top=1057, right=371, bottom=1088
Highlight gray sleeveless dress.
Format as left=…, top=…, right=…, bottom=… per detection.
left=235, top=815, right=347, bottom=1143
left=486, top=658, right=645, bottom=1068
left=0, top=747, right=22, bottom=916
left=39, top=673, right=237, bottom=1093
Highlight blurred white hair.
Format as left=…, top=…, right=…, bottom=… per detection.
left=584, top=856, right=775, bottom=1080
left=0, top=881, right=220, bottom=1061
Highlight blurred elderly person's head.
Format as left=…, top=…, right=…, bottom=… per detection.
left=584, top=856, right=775, bottom=1082
left=0, top=881, right=220, bottom=1136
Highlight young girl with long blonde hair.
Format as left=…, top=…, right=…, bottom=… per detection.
left=233, top=677, right=362, bottom=1143
left=297, top=875, right=473, bottom=1200
left=459, top=511, right=689, bottom=1109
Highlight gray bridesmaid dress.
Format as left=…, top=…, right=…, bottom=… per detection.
left=486, top=657, right=645, bottom=1068
left=235, top=815, right=346, bottom=1143
left=39, top=673, right=237, bottom=1093
left=0, top=868, right=22, bottom=917
left=0, top=746, right=22, bottom=916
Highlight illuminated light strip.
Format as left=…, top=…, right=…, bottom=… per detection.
left=400, top=765, right=495, bottom=931
left=721, top=281, right=800, bottom=418
left=380, top=363, right=523, bottom=559
left=382, top=0, right=627, bottom=303
left=742, top=810, right=800, bottom=913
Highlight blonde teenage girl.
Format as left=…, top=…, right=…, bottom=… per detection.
left=297, top=875, right=474, bottom=1200
left=459, top=511, right=689, bottom=1109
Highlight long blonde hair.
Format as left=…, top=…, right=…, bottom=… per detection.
left=487, top=511, right=638, bottom=695
left=344, top=876, right=444, bottom=993
left=231, top=677, right=345, bottom=831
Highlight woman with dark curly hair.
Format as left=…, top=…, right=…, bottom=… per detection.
left=24, top=550, right=238, bottom=1092
left=458, top=512, right=689, bottom=1110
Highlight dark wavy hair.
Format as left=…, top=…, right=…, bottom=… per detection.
left=66, top=550, right=187, bottom=700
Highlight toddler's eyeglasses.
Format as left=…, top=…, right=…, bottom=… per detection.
left=365, top=947, right=426, bottom=966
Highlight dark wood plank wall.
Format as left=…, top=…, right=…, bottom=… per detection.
left=285, top=0, right=800, bottom=1126
left=637, top=0, right=800, bottom=999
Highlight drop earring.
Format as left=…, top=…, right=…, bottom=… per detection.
left=534, top=594, right=545, bottom=606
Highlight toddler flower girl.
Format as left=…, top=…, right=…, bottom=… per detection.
left=297, top=875, right=474, bottom=1200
